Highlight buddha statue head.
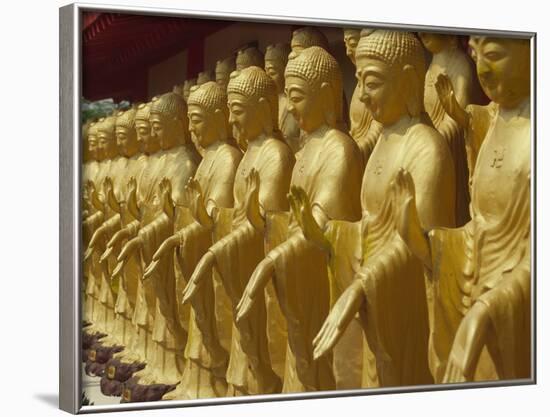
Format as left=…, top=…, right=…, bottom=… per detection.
left=87, top=121, right=99, bottom=161
left=343, top=28, right=361, bottom=65
left=183, top=78, right=197, bottom=103
left=284, top=46, right=343, bottom=133
left=215, top=56, right=236, bottom=91
left=227, top=66, right=278, bottom=148
left=197, top=70, right=214, bottom=85
left=135, top=102, right=160, bottom=155
left=187, top=81, right=231, bottom=152
left=355, top=30, right=426, bottom=126
left=115, top=108, right=139, bottom=158
left=290, top=27, right=330, bottom=55
left=468, top=36, right=530, bottom=109
left=265, top=43, right=291, bottom=94
left=235, top=46, right=265, bottom=71
left=418, top=32, right=459, bottom=54
left=150, top=92, right=189, bottom=150
left=96, top=116, right=118, bottom=160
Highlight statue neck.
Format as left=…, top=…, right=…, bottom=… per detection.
left=302, top=124, right=330, bottom=146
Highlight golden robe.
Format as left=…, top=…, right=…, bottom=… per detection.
left=167, top=142, right=242, bottom=399
left=428, top=100, right=531, bottom=382
left=267, top=129, right=364, bottom=392
left=208, top=137, right=294, bottom=395
left=357, top=117, right=455, bottom=387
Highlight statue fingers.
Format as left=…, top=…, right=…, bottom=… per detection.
left=143, top=260, right=159, bottom=280
left=99, top=246, right=114, bottom=264
left=111, top=261, right=125, bottom=278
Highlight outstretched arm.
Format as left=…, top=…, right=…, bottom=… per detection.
left=312, top=278, right=366, bottom=360
left=235, top=256, right=275, bottom=322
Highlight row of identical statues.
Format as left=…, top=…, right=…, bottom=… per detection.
left=82, top=27, right=531, bottom=403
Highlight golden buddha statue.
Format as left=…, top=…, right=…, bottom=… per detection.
left=111, top=92, right=200, bottom=387
left=143, top=81, right=243, bottom=399
left=106, top=108, right=144, bottom=348
left=310, top=30, right=456, bottom=388
left=393, top=36, right=531, bottom=383
left=419, top=32, right=480, bottom=226
left=235, top=46, right=364, bottom=392
left=83, top=121, right=102, bottom=328
left=181, top=66, right=295, bottom=396
left=265, top=43, right=301, bottom=154
left=197, top=70, right=214, bottom=85
left=90, top=115, right=128, bottom=339
left=235, top=46, right=264, bottom=71
left=215, top=56, right=236, bottom=91
left=344, top=28, right=382, bottom=166
left=183, top=78, right=197, bottom=103
left=290, top=27, right=330, bottom=55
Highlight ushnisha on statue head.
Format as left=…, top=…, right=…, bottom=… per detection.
left=187, top=81, right=232, bottom=151
left=354, top=29, right=426, bottom=126
left=226, top=66, right=280, bottom=150
left=235, top=46, right=265, bottom=71
left=290, top=27, right=330, bottom=55
left=284, top=46, right=343, bottom=133
left=115, top=108, right=139, bottom=158
left=149, top=92, right=190, bottom=149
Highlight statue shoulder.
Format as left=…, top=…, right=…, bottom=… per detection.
left=325, top=128, right=362, bottom=158
left=408, top=122, right=452, bottom=161
left=262, top=137, right=295, bottom=162
left=216, top=143, right=244, bottom=167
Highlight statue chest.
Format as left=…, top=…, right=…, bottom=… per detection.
left=472, top=114, right=530, bottom=222
left=361, top=137, right=404, bottom=213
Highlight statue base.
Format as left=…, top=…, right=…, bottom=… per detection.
left=99, top=358, right=147, bottom=396
left=120, top=376, right=178, bottom=403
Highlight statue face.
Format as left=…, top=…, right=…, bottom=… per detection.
left=265, top=59, right=285, bottom=93
left=97, top=131, right=117, bottom=160
left=228, top=92, right=265, bottom=143
left=115, top=126, right=137, bottom=157
left=135, top=119, right=158, bottom=155
left=355, top=56, right=408, bottom=126
left=188, top=104, right=218, bottom=149
left=418, top=33, right=450, bottom=54
left=344, top=32, right=360, bottom=65
left=469, top=37, right=530, bottom=108
left=150, top=113, right=172, bottom=150
left=88, top=134, right=98, bottom=160
left=285, top=75, right=325, bottom=133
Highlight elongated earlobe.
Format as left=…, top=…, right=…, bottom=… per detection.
left=404, top=64, right=422, bottom=117
left=259, top=97, right=273, bottom=135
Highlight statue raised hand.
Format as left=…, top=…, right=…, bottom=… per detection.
left=435, top=73, right=469, bottom=129
left=186, top=178, right=213, bottom=228
left=289, top=185, right=330, bottom=252
left=244, top=169, right=265, bottom=231
left=391, top=168, right=432, bottom=269
left=159, top=177, right=174, bottom=219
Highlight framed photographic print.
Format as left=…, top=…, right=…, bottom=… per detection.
left=59, top=2, right=536, bottom=414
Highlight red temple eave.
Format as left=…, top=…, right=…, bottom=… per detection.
left=82, top=12, right=229, bottom=102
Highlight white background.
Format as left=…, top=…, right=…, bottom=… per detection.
left=0, top=0, right=547, bottom=415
